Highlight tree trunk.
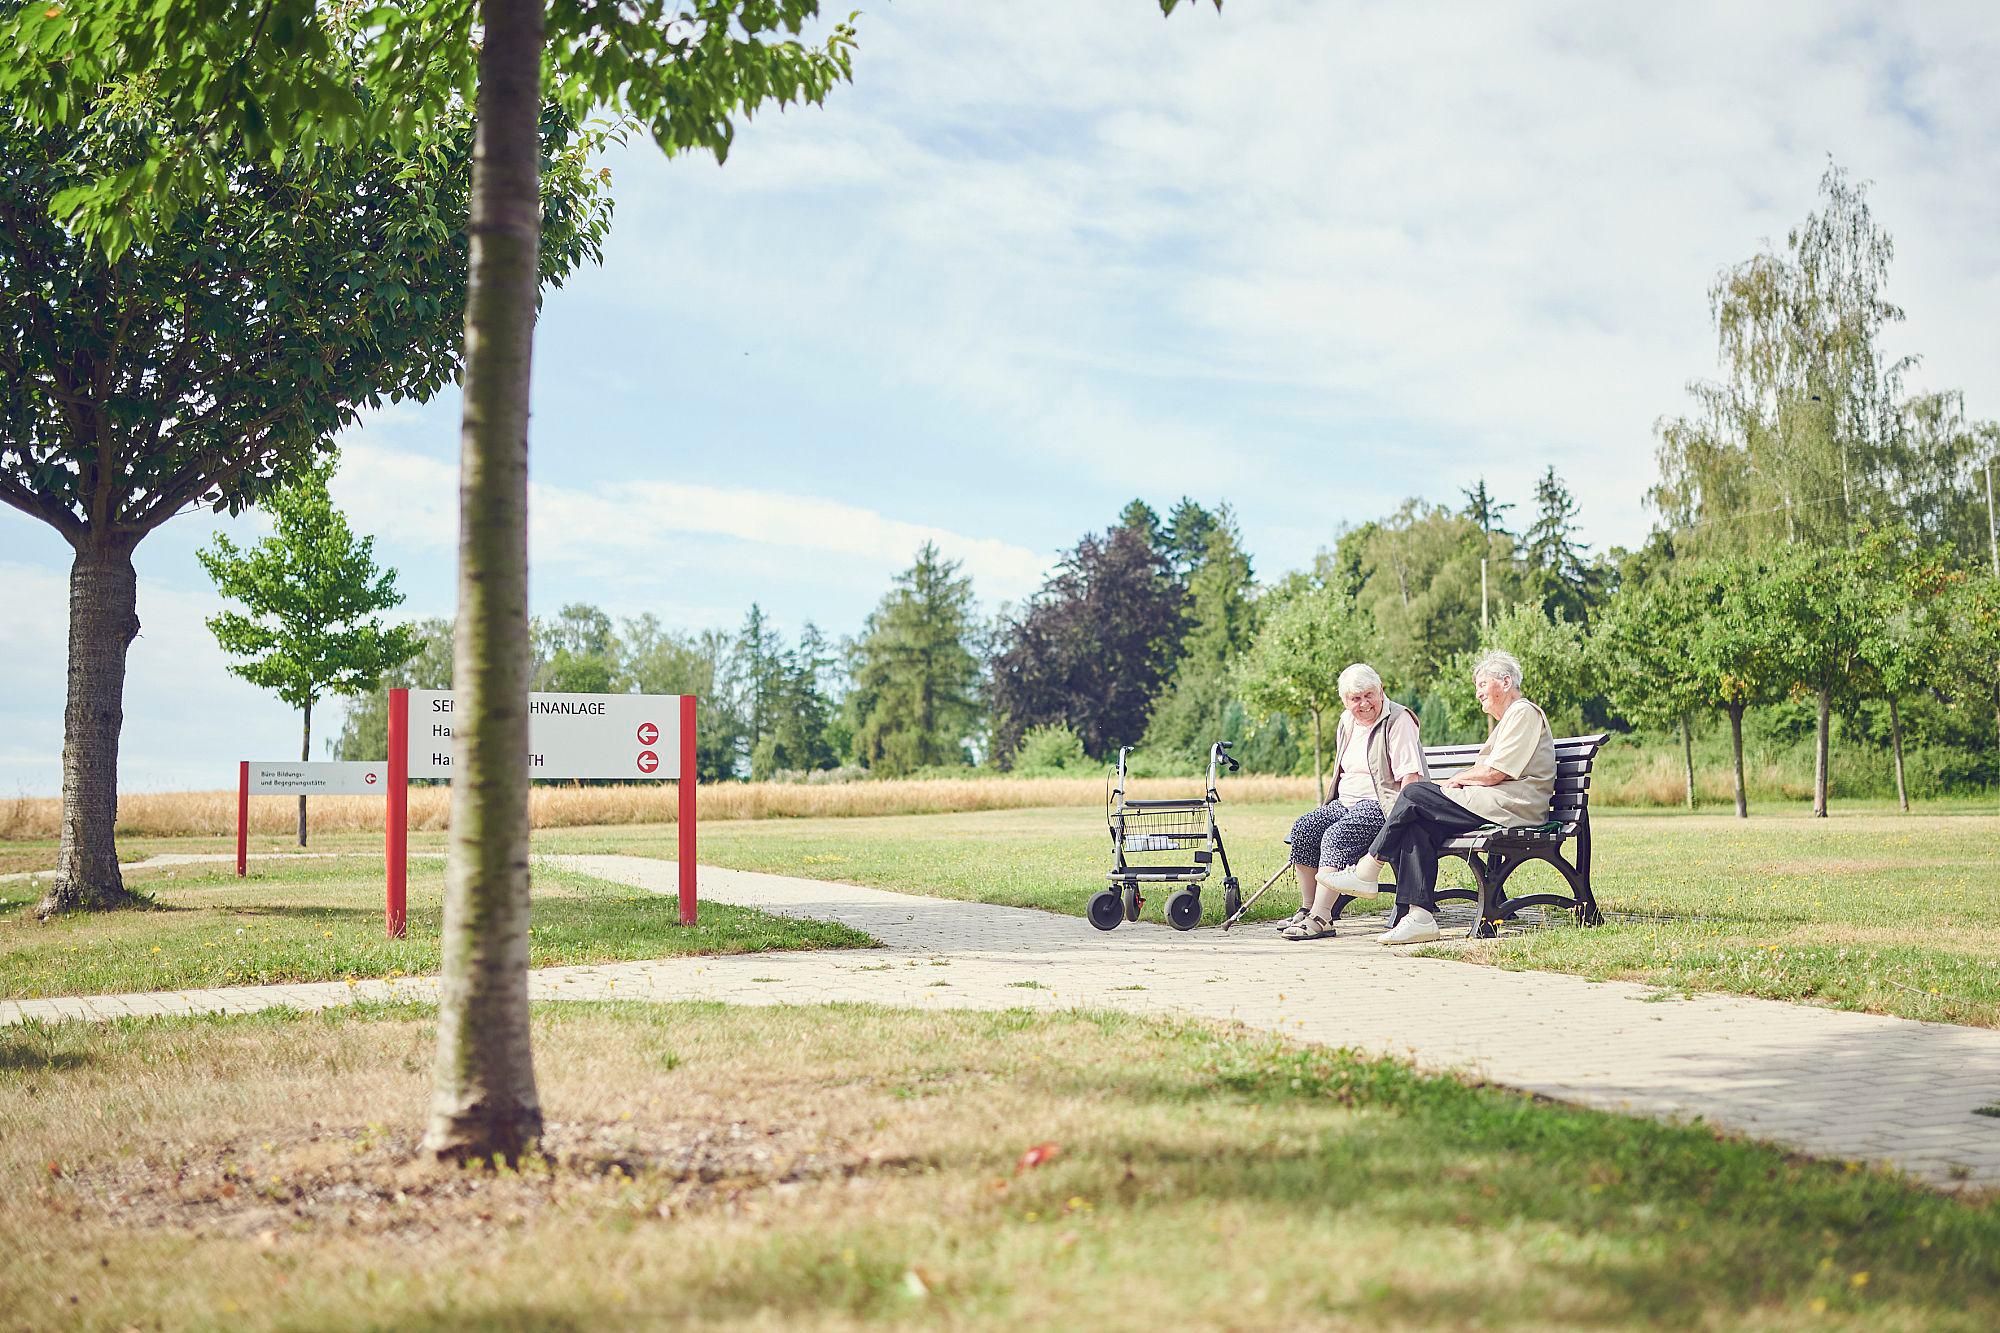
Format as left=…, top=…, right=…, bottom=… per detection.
left=1888, top=695, right=1908, bottom=814
left=40, top=539, right=148, bottom=916
left=298, top=698, right=312, bottom=848
left=1310, top=709, right=1323, bottom=804
left=1679, top=713, right=1695, bottom=811
left=422, top=0, right=545, bottom=1166
left=1813, top=687, right=1831, bottom=818
left=1727, top=704, right=1747, bottom=819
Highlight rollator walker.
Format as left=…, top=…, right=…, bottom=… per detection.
left=1091, top=741, right=1243, bottom=932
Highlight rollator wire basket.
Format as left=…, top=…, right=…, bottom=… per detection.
left=1091, top=741, right=1242, bottom=933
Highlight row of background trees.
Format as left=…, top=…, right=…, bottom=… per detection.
left=148, top=161, right=1979, bottom=823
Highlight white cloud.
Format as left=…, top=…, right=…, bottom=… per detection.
left=578, top=0, right=2000, bottom=562
left=331, top=443, right=1055, bottom=609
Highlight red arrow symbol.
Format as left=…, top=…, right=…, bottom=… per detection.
left=636, top=750, right=659, bottom=774
left=637, top=721, right=659, bottom=745
left=365, top=772, right=378, bottom=785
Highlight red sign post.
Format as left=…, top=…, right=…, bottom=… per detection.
left=387, top=688, right=411, bottom=938
left=237, top=761, right=249, bottom=877
left=677, top=693, right=697, bottom=926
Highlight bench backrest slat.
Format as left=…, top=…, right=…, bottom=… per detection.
left=1419, top=733, right=1608, bottom=829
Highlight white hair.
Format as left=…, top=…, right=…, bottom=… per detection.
left=1338, top=663, right=1383, bottom=696
left=1473, top=649, right=1523, bottom=690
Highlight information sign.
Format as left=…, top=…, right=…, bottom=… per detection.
left=246, top=761, right=386, bottom=795
left=404, top=689, right=682, bottom=780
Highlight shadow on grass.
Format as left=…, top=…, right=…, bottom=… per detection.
left=0, top=1031, right=93, bottom=1071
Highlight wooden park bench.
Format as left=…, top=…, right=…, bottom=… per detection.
left=1411, top=732, right=1610, bottom=938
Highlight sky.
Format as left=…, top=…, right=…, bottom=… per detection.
left=5, top=0, right=1999, bottom=796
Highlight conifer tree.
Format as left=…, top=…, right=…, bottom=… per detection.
left=849, top=544, right=984, bottom=775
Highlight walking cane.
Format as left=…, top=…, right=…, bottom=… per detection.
left=1221, top=864, right=1293, bottom=931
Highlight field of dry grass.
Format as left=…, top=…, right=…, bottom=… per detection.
left=0, top=775, right=1321, bottom=841
left=5, top=1003, right=1995, bottom=1330
left=6, top=758, right=1984, bottom=844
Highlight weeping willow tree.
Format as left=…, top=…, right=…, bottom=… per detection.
left=1651, top=161, right=1911, bottom=552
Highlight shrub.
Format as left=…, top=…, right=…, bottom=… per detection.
left=1011, top=723, right=1094, bottom=777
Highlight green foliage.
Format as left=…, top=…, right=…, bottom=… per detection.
left=1758, top=537, right=1879, bottom=706
left=197, top=461, right=420, bottom=721
left=750, top=623, right=840, bottom=779
left=1011, top=723, right=1094, bottom=777
left=1142, top=507, right=1258, bottom=761
left=989, top=524, right=1186, bottom=764
left=1649, top=162, right=1979, bottom=556
left=1337, top=500, right=1519, bottom=686
left=1236, top=584, right=1376, bottom=727
left=1236, top=584, right=1378, bottom=792
left=0, top=3, right=855, bottom=256
left=1524, top=465, right=1594, bottom=622
left=1441, top=604, right=1590, bottom=735
left=0, top=87, right=612, bottom=544
left=848, top=543, right=984, bottom=776
left=619, top=617, right=746, bottom=783
left=1593, top=577, right=1703, bottom=732
left=333, top=617, right=454, bottom=762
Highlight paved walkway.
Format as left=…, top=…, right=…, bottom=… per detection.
left=6, top=855, right=1998, bottom=1192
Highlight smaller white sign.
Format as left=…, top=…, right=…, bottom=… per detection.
left=247, top=761, right=388, bottom=796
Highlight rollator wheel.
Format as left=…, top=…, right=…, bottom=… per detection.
left=1166, top=889, right=1202, bottom=932
left=1223, top=881, right=1242, bottom=922
left=1087, top=890, right=1124, bottom=932
left=1123, top=881, right=1143, bottom=923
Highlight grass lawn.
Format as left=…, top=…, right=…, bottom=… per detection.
left=3, top=1003, right=1995, bottom=1330
left=537, top=803, right=2000, bottom=1028
left=0, top=857, right=871, bottom=1000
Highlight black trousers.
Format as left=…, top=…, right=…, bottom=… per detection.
left=1366, top=781, right=1491, bottom=912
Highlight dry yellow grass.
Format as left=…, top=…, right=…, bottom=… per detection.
left=0, top=775, right=1321, bottom=841
left=6, top=1004, right=1993, bottom=1330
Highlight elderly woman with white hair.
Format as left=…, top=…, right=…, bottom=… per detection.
left=1321, top=649, right=1558, bottom=944
left=1276, top=663, right=1426, bottom=941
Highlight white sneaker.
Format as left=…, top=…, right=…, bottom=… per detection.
left=1378, top=907, right=1440, bottom=945
left=1316, top=865, right=1379, bottom=897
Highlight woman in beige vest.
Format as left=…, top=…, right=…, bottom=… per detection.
left=1321, top=650, right=1557, bottom=945
left=1278, top=664, right=1425, bottom=940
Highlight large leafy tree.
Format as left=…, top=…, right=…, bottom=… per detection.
left=0, top=87, right=609, bottom=918
left=1235, top=584, right=1376, bottom=801
left=8, top=0, right=1213, bottom=1163
left=1679, top=557, right=1781, bottom=818
left=1858, top=538, right=1958, bottom=812
left=989, top=525, right=1187, bottom=764
left=1593, top=580, right=1705, bottom=808
left=198, top=460, right=422, bottom=846
left=848, top=543, right=985, bottom=775
left=1759, top=536, right=1879, bottom=817
left=1652, top=163, right=1911, bottom=552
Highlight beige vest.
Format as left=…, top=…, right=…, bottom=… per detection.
left=1332, top=699, right=1426, bottom=805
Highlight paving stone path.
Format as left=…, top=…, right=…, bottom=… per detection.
left=6, top=854, right=1998, bottom=1191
